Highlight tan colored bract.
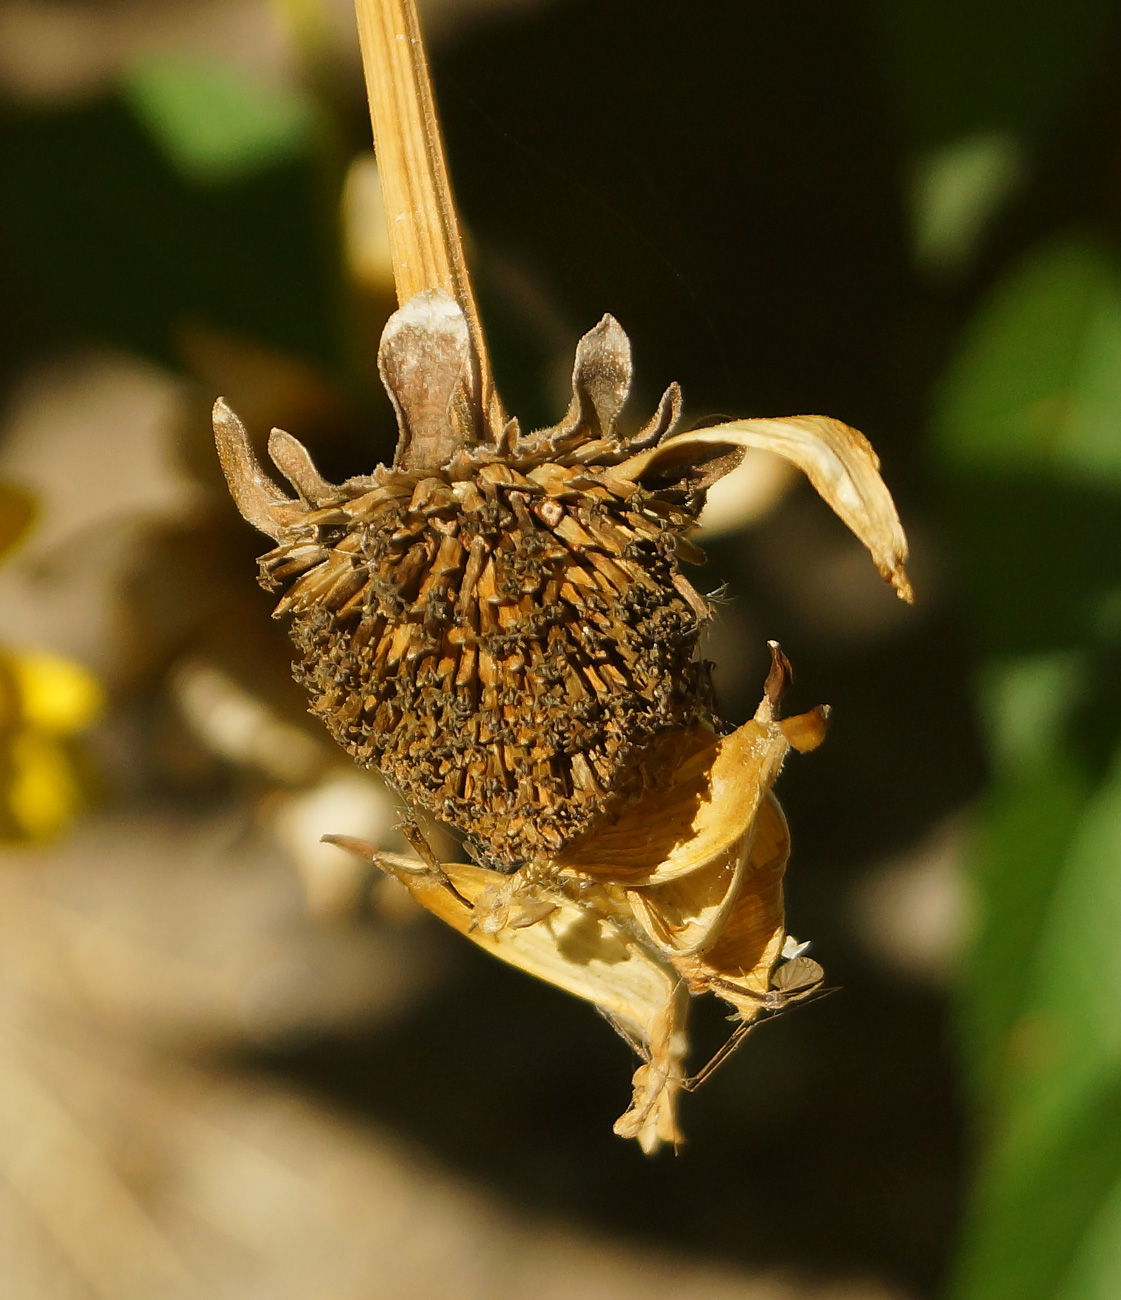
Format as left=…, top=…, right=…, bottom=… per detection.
left=213, top=0, right=912, bottom=1152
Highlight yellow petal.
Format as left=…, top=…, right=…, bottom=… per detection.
left=12, top=652, right=102, bottom=735
left=616, top=414, right=913, bottom=602
left=8, top=730, right=84, bottom=841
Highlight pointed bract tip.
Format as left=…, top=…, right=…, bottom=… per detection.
left=212, top=396, right=296, bottom=539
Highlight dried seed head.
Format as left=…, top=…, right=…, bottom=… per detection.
left=215, top=299, right=721, bottom=870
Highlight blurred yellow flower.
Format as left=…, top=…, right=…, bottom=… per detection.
left=0, top=635, right=102, bottom=843
left=11, top=650, right=103, bottom=735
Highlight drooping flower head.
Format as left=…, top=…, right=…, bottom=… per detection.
left=215, top=287, right=910, bottom=1151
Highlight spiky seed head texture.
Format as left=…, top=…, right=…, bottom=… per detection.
left=215, top=298, right=733, bottom=870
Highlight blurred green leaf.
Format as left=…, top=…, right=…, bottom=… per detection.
left=953, top=747, right=1121, bottom=1300
left=936, top=238, right=1121, bottom=483
left=1058, top=1171, right=1121, bottom=1299
left=957, top=654, right=1090, bottom=1094
left=941, top=478, right=1121, bottom=653
left=121, top=55, right=316, bottom=183
left=1017, top=755, right=1121, bottom=1160
left=0, top=96, right=339, bottom=366
left=938, top=232, right=1121, bottom=1299
left=933, top=237, right=1121, bottom=651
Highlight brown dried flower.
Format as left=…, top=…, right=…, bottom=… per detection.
left=213, top=0, right=912, bottom=1151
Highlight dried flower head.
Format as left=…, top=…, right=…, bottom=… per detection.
left=213, top=0, right=912, bottom=1151
left=221, top=308, right=713, bottom=868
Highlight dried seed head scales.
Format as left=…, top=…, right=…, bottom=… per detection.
left=216, top=306, right=721, bottom=870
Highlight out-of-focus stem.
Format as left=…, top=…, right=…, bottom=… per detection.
left=353, top=0, right=504, bottom=438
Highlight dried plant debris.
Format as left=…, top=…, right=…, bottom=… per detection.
left=215, top=288, right=911, bottom=1150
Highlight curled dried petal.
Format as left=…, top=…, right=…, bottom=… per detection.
left=626, top=837, right=751, bottom=959
left=559, top=698, right=825, bottom=888
left=616, top=414, right=913, bottom=601
left=672, top=792, right=791, bottom=1017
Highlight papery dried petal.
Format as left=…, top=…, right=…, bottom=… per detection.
left=558, top=701, right=825, bottom=888
left=626, top=836, right=751, bottom=959
left=616, top=414, right=913, bottom=601
left=673, top=792, right=792, bottom=1016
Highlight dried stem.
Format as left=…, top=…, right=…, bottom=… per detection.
left=353, top=0, right=505, bottom=439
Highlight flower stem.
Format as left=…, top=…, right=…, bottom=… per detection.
left=353, top=0, right=504, bottom=437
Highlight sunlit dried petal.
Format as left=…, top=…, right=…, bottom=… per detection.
left=673, top=792, right=791, bottom=1017
left=559, top=688, right=825, bottom=889
left=616, top=414, right=913, bottom=602
left=626, top=837, right=751, bottom=959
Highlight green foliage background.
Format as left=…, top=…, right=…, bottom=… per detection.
left=891, top=5, right=1121, bottom=1297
